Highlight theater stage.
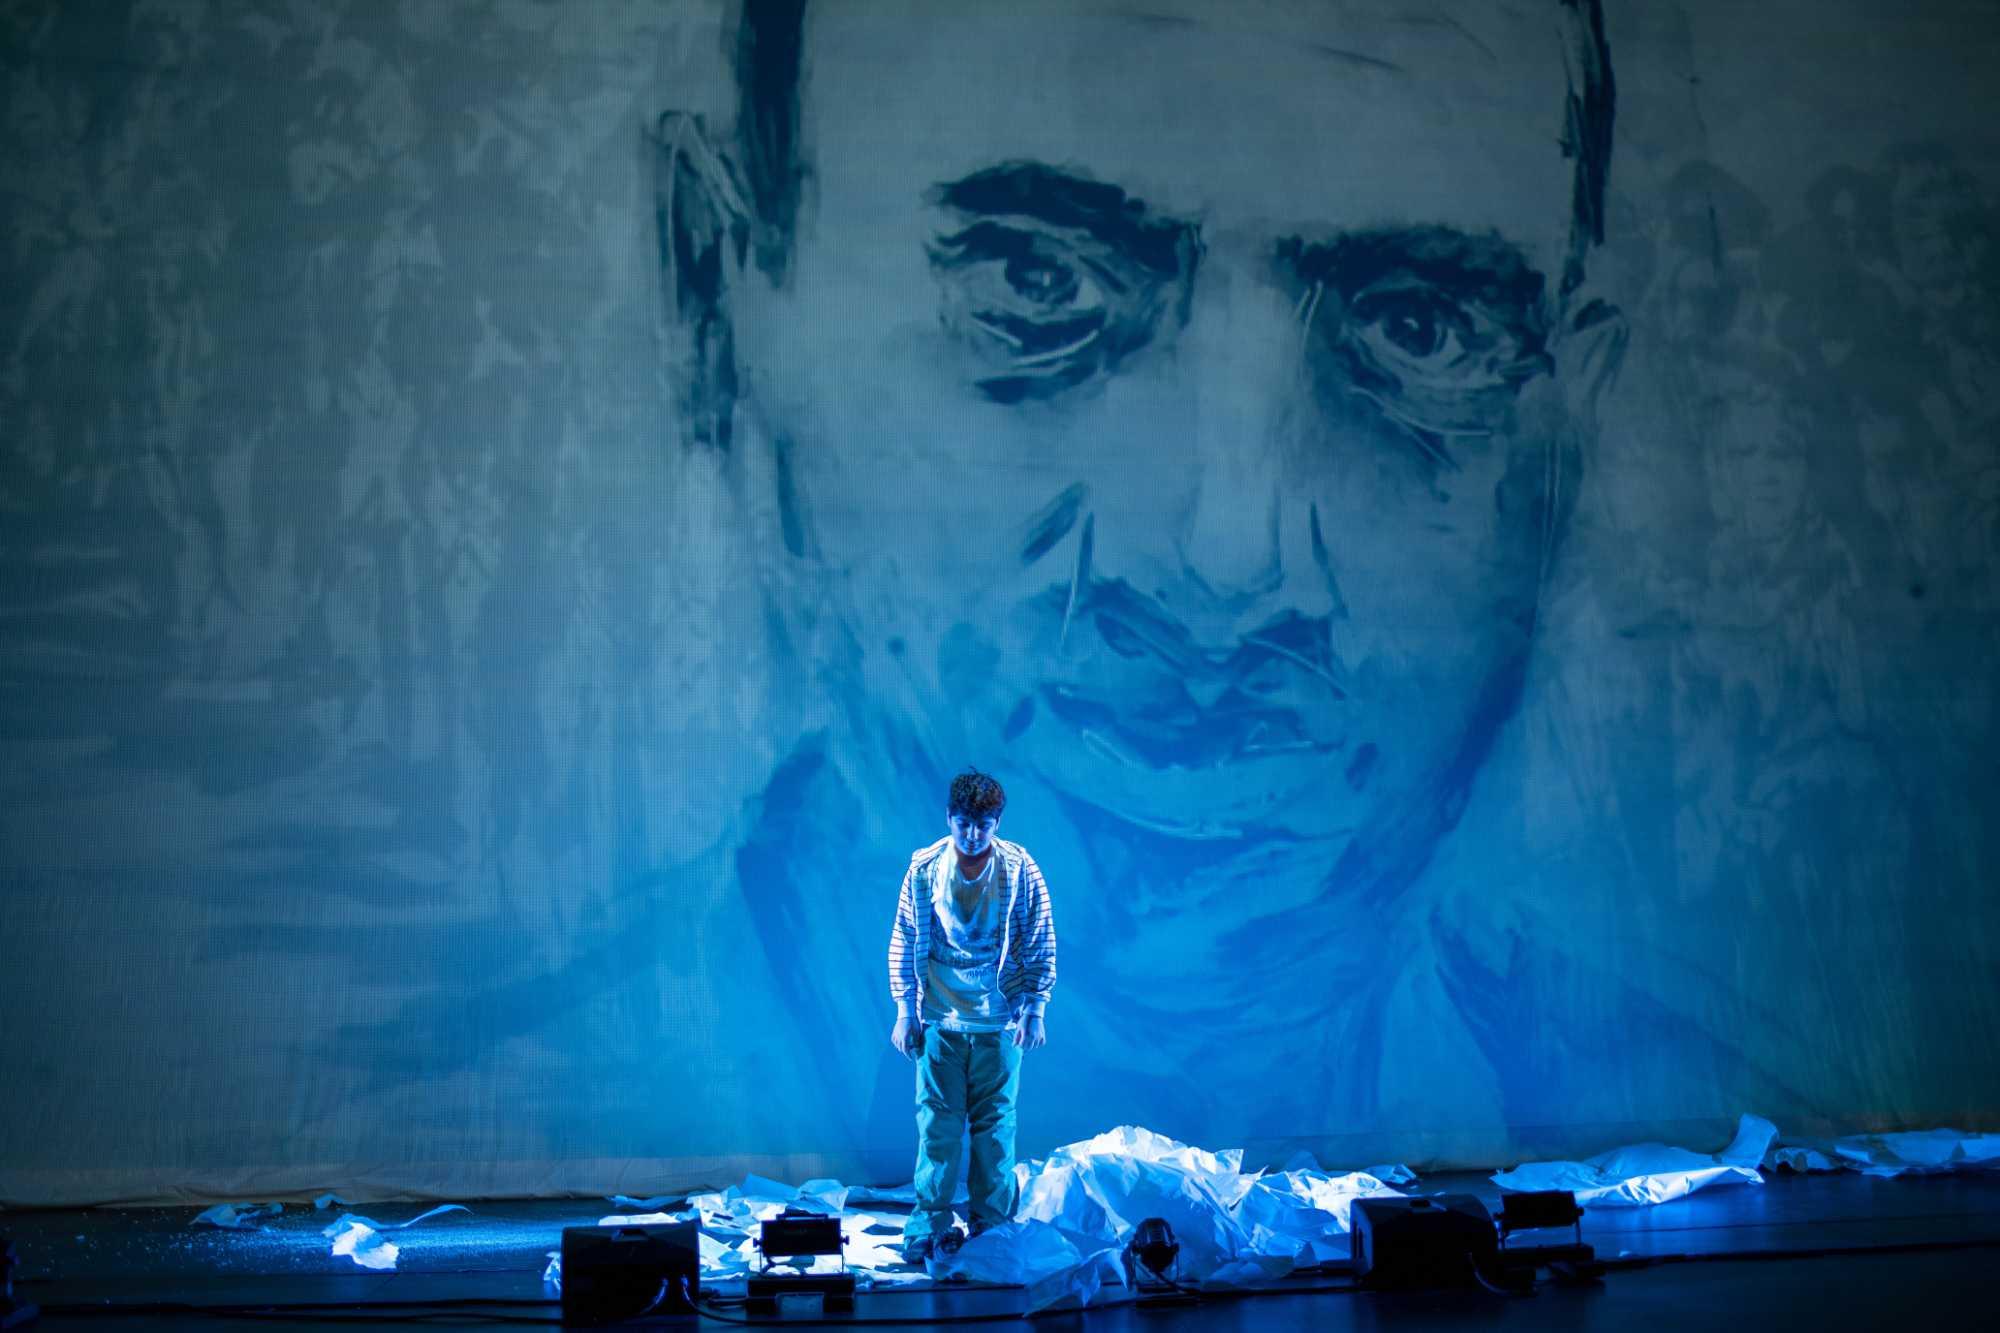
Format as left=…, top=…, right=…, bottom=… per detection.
left=5, top=1167, right=1997, bottom=1330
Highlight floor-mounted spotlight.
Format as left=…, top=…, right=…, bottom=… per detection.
left=1123, top=1217, right=1197, bottom=1307
left=747, top=1207, right=854, bottom=1315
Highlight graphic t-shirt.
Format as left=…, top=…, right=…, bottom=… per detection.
left=921, top=850, right=1012, bottom=1032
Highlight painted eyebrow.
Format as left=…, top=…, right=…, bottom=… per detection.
left=926, top=161, right=1193, bottom=276
left=1280, top=225, right=1550, bottom=317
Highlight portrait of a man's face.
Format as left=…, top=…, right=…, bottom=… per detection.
left=689, top=0, right=1613, bottom=876
left=640, top=0, right=1631, bottom=1148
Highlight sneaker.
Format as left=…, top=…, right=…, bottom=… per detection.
left=900, top=1236, right=936, bottom=1265
left=936, top=1226, right=967, bottom=1254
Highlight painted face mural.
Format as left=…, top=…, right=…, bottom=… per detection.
left=10, top=0, right=2000, bottom=1208
left=668, top=0, right=1621, bottom=1141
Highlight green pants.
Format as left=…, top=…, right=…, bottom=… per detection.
left=905, top=1024, right=1022, bottom=1241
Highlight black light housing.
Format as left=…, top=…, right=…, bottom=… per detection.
left=1126, top=1216, right=1180, bottom=1279
left=1497, top=1188, right=1585, bottom=1241
left=746, top=1208, right=854, bottom=1316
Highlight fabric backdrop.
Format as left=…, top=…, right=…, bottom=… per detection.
left=2, top=0, right=1997, bottom=1205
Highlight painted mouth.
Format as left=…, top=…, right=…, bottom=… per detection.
left=1039, top=683, right=1337, bottom=770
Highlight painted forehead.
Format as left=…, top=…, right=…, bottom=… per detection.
left=1096, top=0, right=1565, bottom=67
left=798, top=0, right=1580, bottom=264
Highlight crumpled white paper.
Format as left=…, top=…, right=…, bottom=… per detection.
left=546, top=1124, right=1406, bottom=1311
left=944, top=1123, right=1408, bottom=1310
left=1767, top=1128, right=2000, bottom=1178
left=1490, top=1114, right=1775, bottom=1207
left=192, top=1202, right=284, bottom=1230
left=321, top=1203, right=470, bottom=1270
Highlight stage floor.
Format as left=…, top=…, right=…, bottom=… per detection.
left=6, top=1169, right=1998, bottom=1329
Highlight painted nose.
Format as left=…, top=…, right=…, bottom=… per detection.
left=1169, top=271, right=1299, bottom=604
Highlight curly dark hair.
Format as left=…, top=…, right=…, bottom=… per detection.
left=947, top=767, right=1007, bottom=821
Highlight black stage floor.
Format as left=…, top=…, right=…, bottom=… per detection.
left=5, top=1170, right=1998, bottom=1330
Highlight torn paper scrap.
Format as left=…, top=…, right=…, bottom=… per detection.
left=321, top=1204, right=471, bottom=1271
left=192, top=1202, right=283, bottom=1230
left=1492, top=1114, right=1774, bottom=1207
left=1769, top=1145, right=1839, bottom=1172
left=1768, top=1128, right=2000, bottom=1177
left=607, top=1193, right=684, bottom=1211
left=325, top=1217, right=400, bottom=1271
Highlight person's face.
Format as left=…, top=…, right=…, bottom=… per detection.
left=1705, top=384, right=1809, bottom=547
left=732, top=1, right=1592, bottom=845
left=948, top=812, right=1000, bottom=859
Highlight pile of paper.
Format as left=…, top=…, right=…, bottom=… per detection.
left=1767, top=1127, right=2000, bottom=1177
left=547, top=1124, right=1409, bottom=1312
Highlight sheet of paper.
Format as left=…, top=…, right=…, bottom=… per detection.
left=1768, top=1128, right=2000, bottom=1177
left=320, top=1203, right=470, bottom=1271
left=1491, top=1114, right=1775, bottom=1207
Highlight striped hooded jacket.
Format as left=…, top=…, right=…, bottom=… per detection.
left=888, top=836, right=1056, bottom=1023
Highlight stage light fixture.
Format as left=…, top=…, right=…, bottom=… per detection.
left=558, top=1222, right=700, bottom=1326
left=1126, top=1216, right=1180, bottom=1281
left=746, top=1207, right=854, bottom=1315
left=1353, top=1190, right=1601, bottom=1293
left=1118, top=1214, right=1203, bottom=1308
left=1498, top=1188, right=1586, bottom=1243
left=1352, top=1194, right=1499, bottom=1289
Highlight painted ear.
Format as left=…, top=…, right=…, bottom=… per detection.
left=654, top=111, right=754, bottom=451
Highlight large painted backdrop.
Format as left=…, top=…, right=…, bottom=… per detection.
left=2, top=1, right=1997, bottom=1205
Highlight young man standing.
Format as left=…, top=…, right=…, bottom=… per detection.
left=888, top=768, right=1056, bottom=1263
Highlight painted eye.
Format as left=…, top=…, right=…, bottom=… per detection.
left=1371, top=293, right=1454, bottom=359
left=1005, top=254, right=1081, bottom=307
left=926, top=220, right=1186, bottom=404
left=1349, top=284, right=1485, bottom=378
left=1329, top=277, right=1549, bottom=442
left=929, top=224, right=1108, bottom=363
left=1284, top=230, right=1553, bottom=455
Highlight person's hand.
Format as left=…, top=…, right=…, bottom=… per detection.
left=891, top=1015, right=924, bottom=1060
left=1013, top=1013, right=1046, bottom=1051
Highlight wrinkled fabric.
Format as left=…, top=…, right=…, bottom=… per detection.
left=1767, top=1127, right=2000, bottom=1177
left=1490, top=1114, right=1775, bottom=1206
left=959, top=1123, right=1407, bottom=1308
left=909, top=1026, right=1023, bottom=1241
